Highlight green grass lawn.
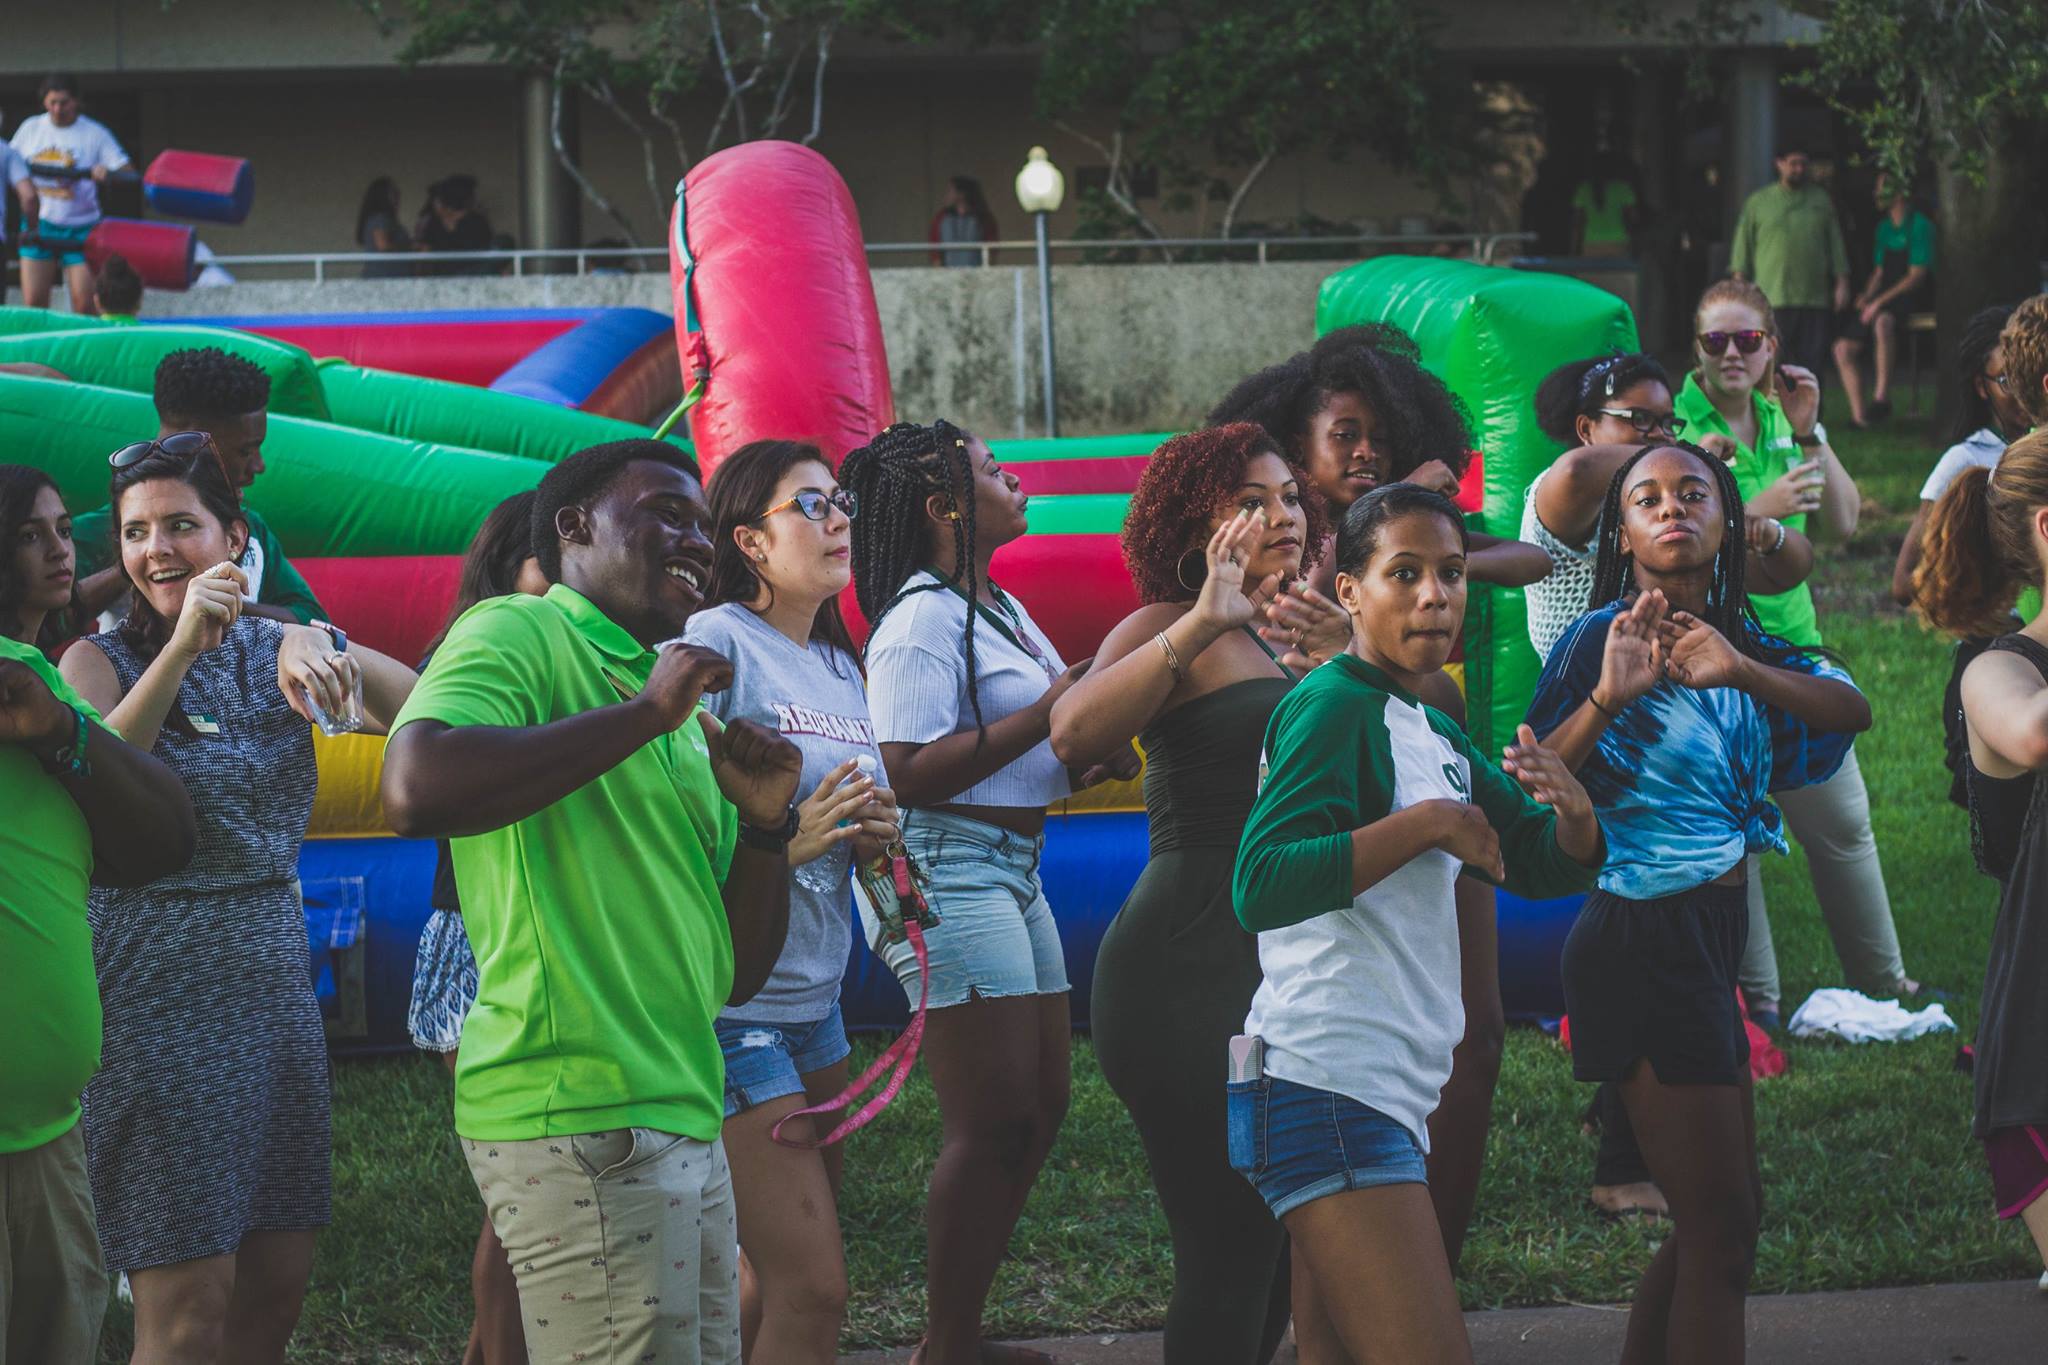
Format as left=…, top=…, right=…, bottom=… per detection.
left=97, top=391, right=2045, bottom=1360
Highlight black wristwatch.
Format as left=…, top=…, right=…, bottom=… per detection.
left=737, top=802, right=799, bottom=853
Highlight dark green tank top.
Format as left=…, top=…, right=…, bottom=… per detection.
left=1139, top=676, right=1295, bottom=854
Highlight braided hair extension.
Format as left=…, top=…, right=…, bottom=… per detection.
left=840, top=419, right=993, bottom=734
left=1587, top=442, right=1808, bottom=670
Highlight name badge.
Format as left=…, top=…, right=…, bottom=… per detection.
left=186, top=713, right=221, bottom=735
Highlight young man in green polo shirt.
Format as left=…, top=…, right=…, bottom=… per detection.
left=381, top=439, right=802, bottom=1365
left=71, top=347, right=327, bottom=627
left=0, top=640, right=195, bottom=1362
left=1730, top=140, right=1851, bottom=383
left=1833, top=172, right=1936, bottom=427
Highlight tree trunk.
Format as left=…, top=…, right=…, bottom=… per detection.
left=1933, top=121, right=2044, bottom=434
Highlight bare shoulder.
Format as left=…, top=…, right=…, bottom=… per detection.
left=58, top=638, right=122, bottom=711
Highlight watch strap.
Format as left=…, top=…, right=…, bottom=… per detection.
left=738, top=802, right=799, bottom=852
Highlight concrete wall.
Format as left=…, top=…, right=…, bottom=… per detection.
left=135, top=261, right=1341, bottom=437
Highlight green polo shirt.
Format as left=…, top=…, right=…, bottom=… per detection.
left=1873, top=210, right=1935, bottom=270
left=70, top=502, right=326, bottom=626
left=0, top=638, right=107, bottom=1154
left=1572, top=180, right=1636, bottom=248
left=390, top=584, right=739, bottom=1141
left=1675, top=375, right=1822, bottom=647
left=1729, top=183, right=1850, bottom=310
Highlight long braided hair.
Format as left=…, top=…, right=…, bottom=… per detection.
left=1588, top=442, right=1807, bottom=668
left=840, top=419, right=993, bottom=733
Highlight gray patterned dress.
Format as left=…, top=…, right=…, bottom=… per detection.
left=81, top=617, right=331, bottom=1271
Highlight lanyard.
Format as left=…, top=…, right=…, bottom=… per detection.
left=891, top=575, right=1059, bottom=681
left=1242, top=624, right=1297, bottom=681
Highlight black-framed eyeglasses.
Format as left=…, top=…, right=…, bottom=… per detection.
left=108, top=430, right=219, bottom=471
left=1698, top=329, right=1768, bottom=356
left=1595, top=407, right=1686, bottom=437
left=760, top=488, right=858, bottom=522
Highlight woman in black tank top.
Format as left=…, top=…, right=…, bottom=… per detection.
left=1051, top=425, right=1342, bottom=1362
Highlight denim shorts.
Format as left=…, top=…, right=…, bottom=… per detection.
left=19, top=219, right=93, bottom=267
left=858, top=808, right=1069, bottom=1010
left=1227, top=1073, right=1429, bottom=1219
left=714, top=1003, right=851, bottom=1119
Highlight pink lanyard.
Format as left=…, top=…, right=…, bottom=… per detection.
left=771, top=854, right=933, bottom=1149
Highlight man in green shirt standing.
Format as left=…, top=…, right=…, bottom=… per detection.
left=1730, top=140, right=1851, bottom=385
left=70, top=347, right=327, bottom=627
left=1, top=639, right=195, bottom=1363
left=381, top=440, right=802, bottom=1365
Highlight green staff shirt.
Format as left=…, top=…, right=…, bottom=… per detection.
left=1572, top=180, right=1637, bottom=248
left=1729, top=182, right=1850, bottom=310
left=70, top=502, right=327, bottom=626
left=389, top=584, right=739, bottom=1142
left=1873, top=211, right=1935, bottom=271
left=0, top=637, right=107, bottom=1154
left=1675, top=375, right=1823, bottom=647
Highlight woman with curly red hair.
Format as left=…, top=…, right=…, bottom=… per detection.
left=1050, top=423, right=1340, bottom=1362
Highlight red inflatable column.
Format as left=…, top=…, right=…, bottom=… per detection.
left=670, top=142, right=894, bottom=478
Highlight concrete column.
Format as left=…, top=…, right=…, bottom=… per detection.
left=1724, top=51, right=1778, bottom=229
left=520, top=72, right=580, bottom=261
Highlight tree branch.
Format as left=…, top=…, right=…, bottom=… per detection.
left=803, top=21, right=835, bottom=146
left=1051, top=121, right=1171, bottom=253
left=550, top=64, right=642, bottom=245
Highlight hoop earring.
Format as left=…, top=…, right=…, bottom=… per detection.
left=1176, top=550, right=1205, bottom=594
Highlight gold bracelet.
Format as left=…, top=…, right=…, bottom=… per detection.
left=1154, top=630, right=1185, bottom=684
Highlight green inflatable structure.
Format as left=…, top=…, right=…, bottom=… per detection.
left=0, top=326, right=333, bottom=421
left=1317, top=256, right=1638, bottom=754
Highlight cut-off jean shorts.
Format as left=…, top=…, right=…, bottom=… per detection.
left=1228, top=1072, right=1429, bottom=1219
left=858, top=808, right=1070, bottom=1010
left=713, top=1003, right=852, bottom=1119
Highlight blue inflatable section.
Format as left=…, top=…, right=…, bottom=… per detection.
left=488, top=308, right=674, bottom=408
left=303, top=813, right=1578, bottom=1055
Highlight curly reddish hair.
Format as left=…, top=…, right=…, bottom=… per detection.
left=1122, top=422, right=1329, bottom=604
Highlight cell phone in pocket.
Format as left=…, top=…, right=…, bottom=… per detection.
left=1228, top=1033, right=1264, bottom=1084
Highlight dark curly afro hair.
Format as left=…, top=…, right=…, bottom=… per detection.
left=1207, top=322, right=1474, bottom=482
left=1121, top=422, right=1329, bottom=605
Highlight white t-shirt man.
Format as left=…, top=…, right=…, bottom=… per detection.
left=9, top=113, right=128, bottom=226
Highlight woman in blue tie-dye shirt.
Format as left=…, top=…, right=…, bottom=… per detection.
left=1525, top=441, right=1870, bottom=1364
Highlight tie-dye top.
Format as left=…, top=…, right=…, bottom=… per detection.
left=1524, top=599, right=1859, bottom=900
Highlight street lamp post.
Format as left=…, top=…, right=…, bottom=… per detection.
left=1015, top=146, right=1065, bottom=438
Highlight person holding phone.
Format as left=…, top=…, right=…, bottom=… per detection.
left=1673, top=277, right=1919, bottom=1028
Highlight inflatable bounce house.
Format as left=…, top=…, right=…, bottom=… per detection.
left=20, top=141, right=1635, bottom=1049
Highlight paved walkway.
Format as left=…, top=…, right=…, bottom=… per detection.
left=842, top=1278, right=2047, bottom=1363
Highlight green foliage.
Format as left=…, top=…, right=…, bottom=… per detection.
left=1791, top=0, right=2048, bottom=189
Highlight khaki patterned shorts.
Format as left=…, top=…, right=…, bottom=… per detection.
left=466, top=1128, right=739, bottom=1364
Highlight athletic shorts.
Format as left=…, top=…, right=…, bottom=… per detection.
left=19, top=220, right=93, bottom=268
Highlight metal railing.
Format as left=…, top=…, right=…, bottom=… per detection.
left=202, top=231, right=1539, bottom=282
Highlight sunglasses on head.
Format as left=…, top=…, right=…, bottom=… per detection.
left=1698, top=330, right=1769, bottom=357
left=1595, top=407, right=1687, bottom=437
left=761, top=488, right=858, bottom=522
left=108, top=430, right=219, bottom=471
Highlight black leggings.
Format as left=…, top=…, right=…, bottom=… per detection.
left=1092, top=847, right=1289, bottom=1364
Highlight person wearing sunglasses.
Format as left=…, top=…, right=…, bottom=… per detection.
left=55, top=441, right=414, bottom=1365
left=1673, top=276, right=1923, bottom=1032
left=679, top=440, right=899, bottom=1364
left=69, top=348, right=328, bottom=629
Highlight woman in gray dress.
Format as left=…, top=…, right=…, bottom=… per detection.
left=60, top=436, right=414, bottom=1365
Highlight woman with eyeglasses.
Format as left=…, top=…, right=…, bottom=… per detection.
left=680, top=439, right=901, bottom=1364
left=55, top=439, right=415, bottom=1365
left=1670, top=276, right=1922, bottom=1031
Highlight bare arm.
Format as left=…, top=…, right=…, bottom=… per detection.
left=1051, top=603, right=1205, bottom=766
left=1811, top=439, right=1860, bottom=540
left=276, top=627, right=416, bottom=736
left=879, top=688, right=1064, bottom=810
left=1467, top=531, right=1554, bottom=588
left=1869, top=264, right=1928, bottom=311
left=61, top=638, right=191, bottom=756
left=1960, top=648, right=2048, bottom=776
left=1747, top=520, right=1814, bottom=596
left=76, top=565, right=130, bottom=617
left=1891, top=502, right=1934, bottom=606
left=1533, top=444, right=1644, bottom=548
left=1661, top=612, right=1871, bottom=732
left=723, top=845, right=791, bottom=1005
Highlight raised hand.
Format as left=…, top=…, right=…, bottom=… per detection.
left=789, top=757, right=875, bottom=866
left=1596, top=589, right=1667, bottom=712
left=1775, top=363, right=1822, bottom=437
left=1432, top=799, right=1504, bottom=883
left=640, top=643, right=735, bottom=732
left=1501, top=723, right=1593, bottom=824
left=1748, top=457, right=1824, bottom=521
left=697, top=711, right=803, bottom=830
left=1189, top=510, right=1281, bottom=637
left=1259, top=581, right=1351, bottom=671
left=169, top=561, right=247, bottom=660
left=0, top=658, right=72, bottom=756
left=1658, top=611, right=1751, bottom=691
left=277, top=624, right=363, bottom=726
left=1696, top=432, right=1739, bottom=464
left=1402, top=460, right=1462, bottom=499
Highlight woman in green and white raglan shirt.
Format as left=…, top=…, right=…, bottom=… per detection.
left=1674, top=275, right=1921, bottom=1024
left=1231, top=484, right=1602, bottom=1362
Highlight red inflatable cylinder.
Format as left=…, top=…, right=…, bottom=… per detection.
left=671, top=142, right=893, bottom=478
left=143, top=151, right=255, bottom=225
left=85, top=218, right=195, bottom=291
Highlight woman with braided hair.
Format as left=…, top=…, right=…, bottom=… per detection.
left=844, top=419, right=1132, bottom=1365
left=1526, top=441, right=1870, bottom=1363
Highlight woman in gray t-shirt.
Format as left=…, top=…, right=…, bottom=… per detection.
left=685, top=439, right=899, bottom=1364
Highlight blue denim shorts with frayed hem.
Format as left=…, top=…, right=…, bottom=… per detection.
left=714, top=1003, right=852, bottom=1119
left=1228, top=1073, right=1429, bottom=1219
left=858, top=808, right=1069, bottom=1010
